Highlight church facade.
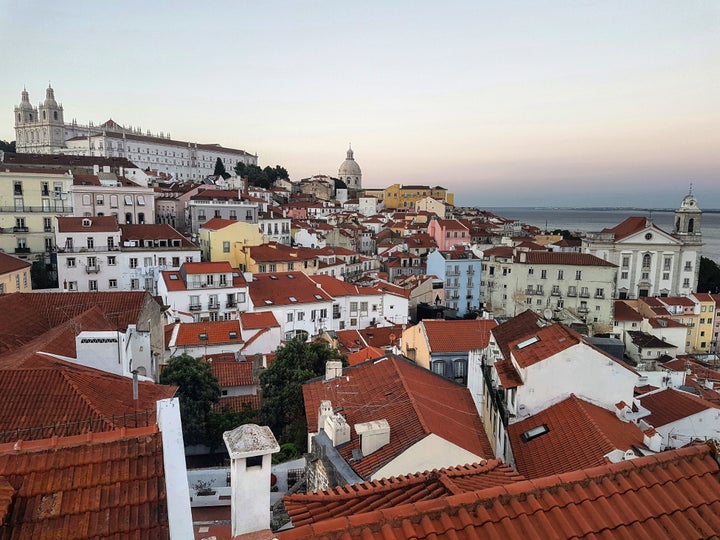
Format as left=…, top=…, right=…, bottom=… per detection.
left=14, top=86, right=257, bottom=182
left=582, top=192, right=702, bottom=299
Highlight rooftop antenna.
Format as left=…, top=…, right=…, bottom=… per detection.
left=689, top=181, right=694, bottom=196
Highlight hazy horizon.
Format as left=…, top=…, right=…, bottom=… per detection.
left=2, top=1, right=718, bottom=208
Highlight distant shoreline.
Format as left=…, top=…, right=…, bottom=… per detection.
left=485, top=207, right=720, bottom=213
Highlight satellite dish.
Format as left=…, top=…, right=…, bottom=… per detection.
left=543, top=309, right=553, bottom=320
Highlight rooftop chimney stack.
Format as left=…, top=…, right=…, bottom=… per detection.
left=325, top=360, right=343, bottom=381
left=132, top=370, right=139, bottom=401
left=223, top=424, right=279, bottom=537
left=355, top=419, right=390, bottom=457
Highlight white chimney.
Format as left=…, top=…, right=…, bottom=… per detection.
left=324, top=413, right=351, bottom=446
left=325, top=360, right=343, bottom=381
left=223, top=424, right=279, bottom=538
left=318, top=400, right=333, bottom=431
left=643, top=427, right=663, bottom=452
left=354, top=419, right=390, bottom=457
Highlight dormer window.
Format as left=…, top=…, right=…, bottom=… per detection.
left=229, top=331, right=238, bottom=339
left=199, top=333, right=208, bottom=341
left=82, top=218, right=91, bottom=227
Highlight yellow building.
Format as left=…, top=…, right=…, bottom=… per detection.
left=0, top=252, right=33, bottom=293
left=0, top=165, right=74, bottom=260
left=236, top=242, right=321, bottom=275
left=382, top=184, right=454, bottom=210
left=691, top=293, right=715, bottom=354
left=198, top=218, right=263, bottom=266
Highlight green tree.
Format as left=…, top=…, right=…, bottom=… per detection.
left=698, top=256, right=720, bottom=293
left=0, top=140, right=15, bottom=153
left=206, top=404, right=259, bottom=453
left=260, top=339, right=344, bottom=449
left=31, top=259, right=52, bottom=289
left=213, top=157, right=227, bottom=177
left=159, top=354, right=221, bottom=446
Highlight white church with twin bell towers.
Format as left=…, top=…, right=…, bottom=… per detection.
left=13, top=85, right=257, bottom=181
left=582, top=189, right=703, bottom=299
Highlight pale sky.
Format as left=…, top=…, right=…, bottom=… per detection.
left=1, top=1, right=718, bottom=207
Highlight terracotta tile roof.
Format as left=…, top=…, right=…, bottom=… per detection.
left=278, top=444, right=720, bottom=540
left=647, top=316, right=686, bottom=328
left=182, top=261, right=234, bottom=274
left=421, top=319, right=497, bottom=352
left=249, top=272, right=333, bottom=307
left=639, top=388, right=720, bottom=427
left=613, top=300, right=644, bottom=321
left=240, top=311, right=280, bottom=329
left=0, top=292, right=153, bottom=354
left=508, top=323, right=580, bottom=368
left=347, top=347, right=386, bottom=365
left=661, top=296, right=697, bottom=307
left=161, top=270, right=186, bottom=291
left=207, top=358, right=254, bottom=387
left=303, top=356, right=493, bottom=479
left=494, top=359, right=523, bottom=388
left=634, top=383, right=659, bottom=396
left=0, top=252, right=31, bottom=275
left=57, top=215, right=120, bottom=233
left=0, top=426, right=169, bottom=538
left=359, top=325, right=403, bottom=349
left=601, top=216, right=650, bottom=239
left=212, top=394, right=261, bottom=413
left=0, top=357, right=175, bottom=442
left=247, top=243, right=319, bottom=263
left=174, top=320, right=243, bottom=346
left=508, top=394, right=645, bottom=479
left=283, top=459, right=523, bottom=528
left=491, top=310, right=545, bottom=360
left=200, top=217, right=239, bottom=231
left=516, top=251, right=616, bottom=267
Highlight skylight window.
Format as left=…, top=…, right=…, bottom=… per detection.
left=264, top=300, right=273, bottom=305
left=199, top=333, right=208, bottom=341
left=314, top=294, right=323, bottom=300
left=229, top=331, right=238, bottom=339
left=270, top=275, right=278, bottom=280
left=516, top=336, right=540, bottom=349
left=289, top=296, right=297, bottom=302
left=521, top=424, right=549, bottom=442
left=169, top=275, right=179, bottom=280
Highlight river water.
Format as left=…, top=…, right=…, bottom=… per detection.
left=488, top=207, right=720, bottom=263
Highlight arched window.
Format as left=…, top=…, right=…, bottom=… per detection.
left=431, top=360, right=446, bottom=377
left=453, top=359, right=468, bottom=384
left=138, top=212, right=145, bottom=224
left=43, top=111, right=46, bottom=120
left=125, top=213, right=132, bottom=224
left=53, top=111, right=58, bottom=120
left=688, top=218, right=694, bottom=233
left=642, top=254, right=651, bottom=269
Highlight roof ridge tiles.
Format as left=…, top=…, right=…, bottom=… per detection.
left=391, top=358, right=432, bottom=436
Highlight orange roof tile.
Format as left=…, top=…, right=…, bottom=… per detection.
left=0, top=427, right=169, bottom=538
left=494, top=359, right=523, bottom=388
left=199, top=217, right=238, bottom=231
left=0, top=252, right=31, bottom=275
left=174, top=320, right=243, bottom=346
left=283, top=460, right=523, bottom=528
left=278, top=444, right=720, bottom=539
left=508, top=323, right=580, bottom=368
left=182, top=261, right=234, bottom=274
left=212, top=394, right=261, bottom=413
left=207, top=358, right=254, bottom=387
left=421, top=319, right=497, bottom=352
left=508, top=394, right=645, bottom=479
left=516, top=251, right=616, bottom=267
left=491, top=310, right=545, bottom=360
left=613, top=300, right=644, bottom=321
left=249, top=272, right=333, bottom=307
left=57, top=215, right=119, bottom=232
left=601, top=216, right=650, bottom=239
left=346, top=347, right=386, bottom=365
left=121, top=223, right=195, bottom=247
left=303, top=356, right=493, bottom=479
left=240, top=311, right=280, bottom=329
left=639, top=387, right=719, bottom=427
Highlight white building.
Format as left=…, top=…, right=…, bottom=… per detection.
left=583, top=193, right=702, bottom=299
left=14, top=85, right=257, bottom=181
left=72, top=170, right=155, bottom=225
left=56, top=217, right=200, bottom=294
left=338, top=145, right=362, bottom=192
left=158, top=262, right=251, bottom=322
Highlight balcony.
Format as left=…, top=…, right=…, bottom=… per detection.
left=189, top=304, right=202, bottom=312
left=44, top=226, right=54, bottom=232
left=13, top=227, right=29, bottom=233
left=567, top=289, right=577, bottom=297
left=551, top=290, right=561, bottom=296
left=85, top=266, right=100, bottom=274
left=54, top=245, right=120, bottom=253
left=0, top=206, right=73, bottom=213
left=14, top=247, right=30, bottom=254
left=594, top=294, right=605, bottom=299
left=578, top=307, right=590, bottom=314
left=579, top=291, right=590, bottom=298
left=208, top=302, right=221, bottom=310
left=225, top=301, right=237, bottom=308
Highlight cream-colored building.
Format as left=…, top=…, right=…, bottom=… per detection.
left=198, top=218, right=263, bottom=266
left=415, top=197, right=447, bottom=218
left=0, top=164, right=74, bottom=260
left=483, top=250, right=617, bottom=334
left=0, top=252, right=32, bottom=293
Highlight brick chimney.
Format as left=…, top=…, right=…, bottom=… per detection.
left=223, top=424, right=279, bottom=537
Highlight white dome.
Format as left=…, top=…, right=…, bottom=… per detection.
left=43, top=86, right=58, bottom=108
left=338, top=146, right=361, bottom=176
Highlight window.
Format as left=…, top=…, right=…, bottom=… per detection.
left=350, top=302, right=358, bottom=313
left=287, top=312, right=294, bottom=322
left=110, top=195, right=118, bottom=208
left=109, top=279, right=117, bottom=288
left=663, top=272, right=670, bottom=280
left=557, top=270, right=564, bottom=280
left=87, top=237, right=94, bottom=249
left=683, top=278, right=690, bottom=288
left=642, top=254, right=651, bottom=268
left=540, top=269, right=547, bottom=279
left=67, top=258, right=76, bottom=268
left=431, top=360, right=446, bottom=377
left=297, top=311, right=305, bottom=321
left=82, top=194, right=91, bottom=206
left=172, top=257, right=180, bottom=267
left=575, top=270, right=582, bottom=280
left=360, top=302, right=368, bottom=314
left=158, top=257, right=167, bottom=266
left=13, top=182, right=23, bottom=196
left=622, top=256, right=630, bottom=268
left=223, top=241, right=230, bottom=253
left=107, top=256, right=116, bottom=265
left=621, top=271, right=628, bottom=279
left=130, top=258, right=138, bottom=268
left=663, top=257, right=672, bottom=271
left=595, top=288, right=604, bottom=298
left=528, top=268, right=534, bottom=276
left=87, top=256, right=97, bottom=269
left=130, top=279, right=139, bottom=290
left=124, top=195, right=133, bottom=206
left=88, top=280, right=98, bottom=291
left=137, top=196, right=145, bottom=206
left=96, top=195, right=104, bottom=206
